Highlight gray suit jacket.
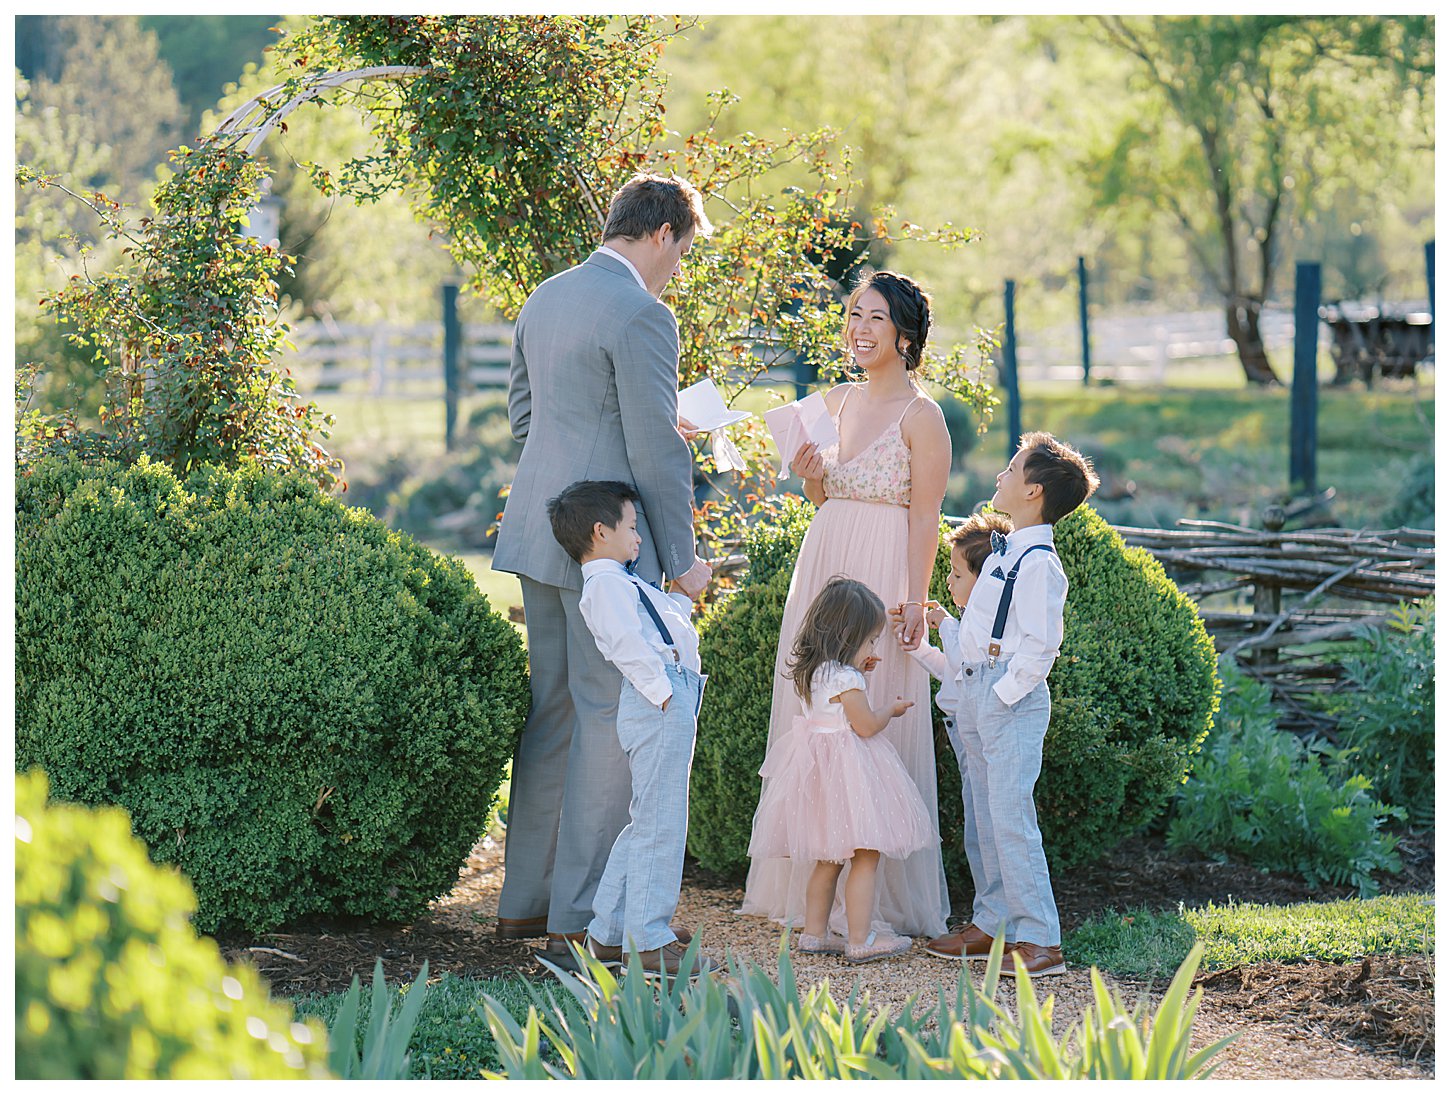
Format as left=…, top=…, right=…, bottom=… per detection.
left=492, top=251, right=696, bottom=591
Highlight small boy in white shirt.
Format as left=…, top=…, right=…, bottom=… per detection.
left=547, top=479, right=712, bottom=980
left=906, top=433, right=1097, bottom=977
left=892, top=511, right=1010, bottom=957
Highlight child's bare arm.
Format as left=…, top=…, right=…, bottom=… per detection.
left=835, top=688, right=914, bottom=739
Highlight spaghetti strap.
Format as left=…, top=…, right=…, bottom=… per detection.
left=833, top=382, right=859, bottom=425
left=895, top=394, right=924, bottom=428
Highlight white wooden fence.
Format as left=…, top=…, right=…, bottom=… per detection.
left=282, top=320, right=513, bottom=399
left=278, top=307, right=1343, bottom=397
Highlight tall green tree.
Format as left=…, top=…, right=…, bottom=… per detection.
left=1088, top=14, right=1434, bottom=384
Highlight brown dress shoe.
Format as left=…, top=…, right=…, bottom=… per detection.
left=925, top=922, right=997, bottom=961
left=584, top=935, right=623, bottom=969
left=1005, top=941, right=1066, bottom=977
left=628, top=940, right=716, bottom=980
left=495, top=914, right=549, bottom=940
left=536, top=930, right=589, bottom=972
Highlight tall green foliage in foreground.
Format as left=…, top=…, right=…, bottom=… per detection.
left=479, top=937, right=1230, bottom=1080
left=15, top=770, right=331, bottom=1080
left=15, top=455, right=529, bottom=932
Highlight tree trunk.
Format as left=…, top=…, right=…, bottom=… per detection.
left=1226, top=298, right=1281, bottom=385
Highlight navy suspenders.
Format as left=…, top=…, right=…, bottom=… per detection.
left=987, top=543, right=1056, bottom=669
left=635, top=584, right=681, bottom=663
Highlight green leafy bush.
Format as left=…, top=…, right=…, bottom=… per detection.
left=15, top=455, right=530, bottom=932
left=1317, top=600, right=1434, bottom=827
left=15, top=769, right=331, bottom=1080
left=1167, top=659, right=1404, bottom=896
left=691, top=503, right=1219, bottom=876
left=479, top=937, right=1229, bottom=1079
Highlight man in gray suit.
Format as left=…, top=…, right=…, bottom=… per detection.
left=492, top=174, right=713, bottom=964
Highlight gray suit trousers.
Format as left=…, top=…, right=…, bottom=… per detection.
left=499, top=576, right=632, bottom=932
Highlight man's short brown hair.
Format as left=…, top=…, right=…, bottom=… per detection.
left=1019, top=431, right=1100, bottom=524
left=948, top=511, right=1015, bottom=575
left=601, top=173, right=712, bottom=244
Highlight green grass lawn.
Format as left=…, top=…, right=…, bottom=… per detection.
left=1063, top=891, right=1435, bottom=979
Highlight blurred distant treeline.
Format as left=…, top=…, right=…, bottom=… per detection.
left=15, top=14, right=1434, bottom=410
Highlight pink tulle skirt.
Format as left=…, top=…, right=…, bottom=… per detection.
left=748, top=715, right=937, bottom=864
left=739, top=497, right=950, bottom=937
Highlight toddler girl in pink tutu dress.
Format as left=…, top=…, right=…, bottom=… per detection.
left=747, top=576, right=937, bottom=963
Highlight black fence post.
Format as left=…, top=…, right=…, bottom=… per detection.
left=442, top=282, right=461, bottom=453
left=1077, top=255, right=1091, bottom=385
left=1003, top=279, right=1021, bottom=463
left=1290, top=261, right=1321, bottom=495
left=1426, top=239, right=1435, bottom=334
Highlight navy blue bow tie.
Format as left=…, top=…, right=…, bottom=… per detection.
left=990, top=530, right=1009, bottom=556
left=624, top=557, right=639, bottom=576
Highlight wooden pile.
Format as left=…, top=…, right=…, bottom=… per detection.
left=1114, top=520, right=1434, bottom=736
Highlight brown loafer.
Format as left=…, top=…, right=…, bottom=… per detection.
left=1006, top=941, right=1066, bottom=977
left=925, top=922, right=997, bottom=961
left=628, top=940, right=716, bottom=981
left=669, top=922, right=695, bottom=946
left=495, top=914, right=549, bottom=940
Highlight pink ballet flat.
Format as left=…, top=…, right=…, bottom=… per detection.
left=844, top=929, right=913, bottom=964
left=796, top=931, right=846, bottom=955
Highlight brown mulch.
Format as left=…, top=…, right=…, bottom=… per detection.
left=1194, top=955, right=1435, bottom=1066
left=214, top=827, right=1435, bottom=1079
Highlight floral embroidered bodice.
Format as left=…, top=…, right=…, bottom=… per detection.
left=821, top=385, right=913, bottom=508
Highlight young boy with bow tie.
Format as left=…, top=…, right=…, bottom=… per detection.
left=547, top=479, right=712, bottom=980
left=900, top=433, right=1098, bottom=977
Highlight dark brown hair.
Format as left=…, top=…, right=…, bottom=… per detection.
left=547, top=480, right=640, bottom=563
left=601, top=173, right=712, bottom=244
left=786, top=576, right=886, bottom=703
left=1019, top=431, right=1101, bottom=524
left=948, top=510, right=1015, bottom=574
left=844, top=270, right=932, bottom=371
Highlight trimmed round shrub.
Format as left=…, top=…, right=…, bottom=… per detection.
left=691, top=502, right=1219, bottom=879
left=15, top=455, right=529, bottom=932
left=15, top=768, right=331, bottom=1079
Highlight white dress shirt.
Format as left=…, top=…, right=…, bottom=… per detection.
left=596, top=246, right=649, bottom=293
left=959, top=523, right=1068, bottom=706
left=578, top=558, right=700, bottom=707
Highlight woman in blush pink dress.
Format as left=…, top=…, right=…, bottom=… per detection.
left=740, top=270, right=952, bottom=940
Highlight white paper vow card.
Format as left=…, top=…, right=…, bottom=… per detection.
left=763, top=392, right=838, bottom=476
left=677, top=379, right=752, bottom=473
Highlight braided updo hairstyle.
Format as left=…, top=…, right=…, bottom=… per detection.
left=845, top=270, right=933, bottom=371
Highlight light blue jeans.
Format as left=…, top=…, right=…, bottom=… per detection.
left=954, top=660, right=1059, bottom=947
left=587, top=663, right=704, bottom=952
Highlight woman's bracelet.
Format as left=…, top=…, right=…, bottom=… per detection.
left=899, top=600, right=940, bottom=611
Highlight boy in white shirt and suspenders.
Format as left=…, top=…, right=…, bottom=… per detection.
left=918, top=433, right=1098, bottom=976
left=547, top=480, right=712, bottom=980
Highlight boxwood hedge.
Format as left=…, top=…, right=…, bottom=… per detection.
left=15, top=456, right=529, bottom=933
left=690, top=501, right=1218, bottom=882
